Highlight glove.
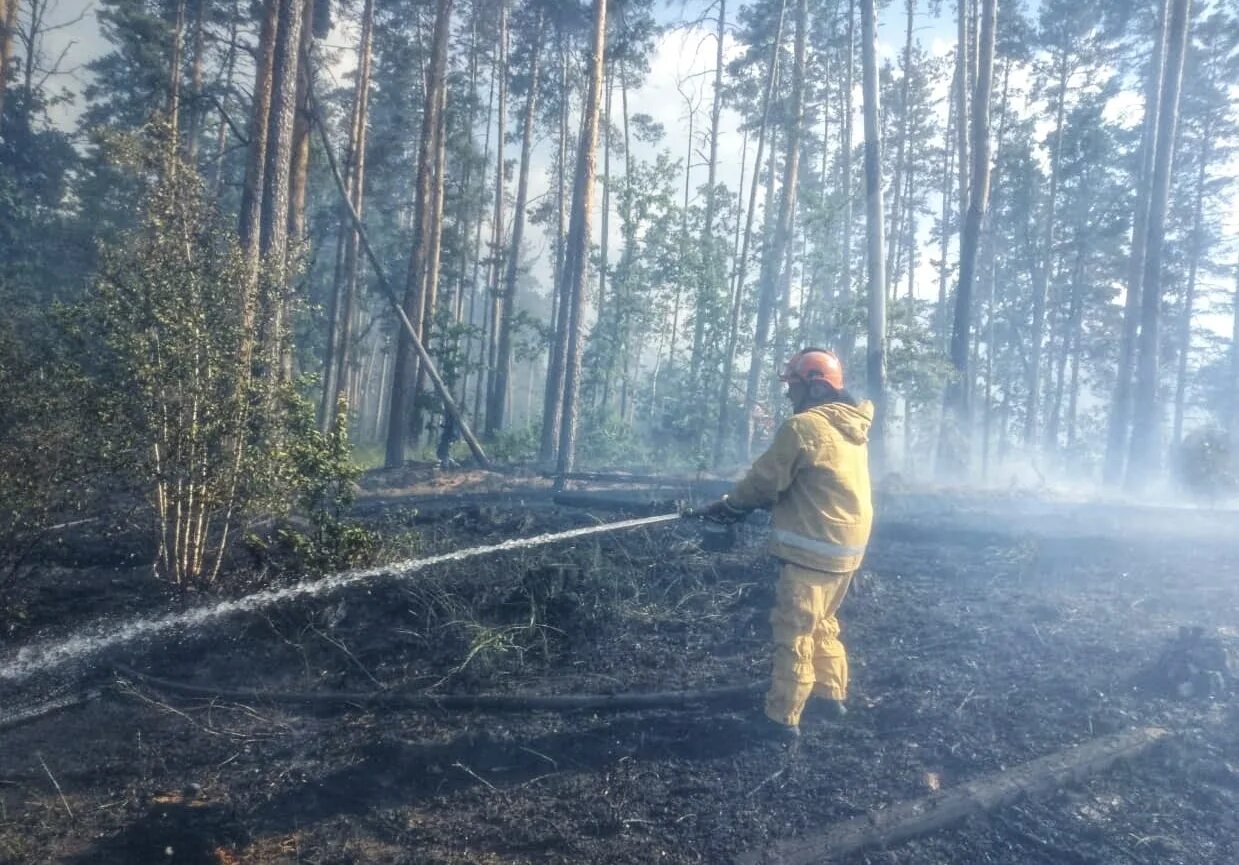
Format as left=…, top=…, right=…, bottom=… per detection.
left=687, top=497, right=748, bottom=524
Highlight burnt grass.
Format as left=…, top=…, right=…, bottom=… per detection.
left=1, top=492, right=1238, bottom=864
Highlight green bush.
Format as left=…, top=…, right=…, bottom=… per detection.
left=1176, top=427, right=1237, bottom=504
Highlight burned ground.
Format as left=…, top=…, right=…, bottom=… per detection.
left=1, top=490, right=1237, bottom=864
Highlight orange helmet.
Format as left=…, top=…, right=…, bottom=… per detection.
left=779, top=349, right=844, bottom=390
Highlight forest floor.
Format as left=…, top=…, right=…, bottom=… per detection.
left=1, top=476, right=1237, bottom=864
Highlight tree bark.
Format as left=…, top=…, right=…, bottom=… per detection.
left=1172, top=131, right=1210, bottom=449
left=1104, top=0, right=1170, bottom=484
left=490, top=12, right=545, bottom=436
left=554, top=0, right=607, bottom=481
left=1127, top=0, right=1191, bottom=491
left=1024, top=49, right=1068, bottom=449
left=838, top=0, right=856, bottom=362
left=238, top=0, right=280, bottom=267
left=937, top=0, right=995, bottom=477
left=0, top=0, right=19, bottom=123
left=886, top=0, right=915, bottom=293
left=539, top=36, right=572, bottom=463
left=861, top=0, right=887, bottom=469
left=744, top=0, right=806, bottom=458
left=691, top=0, right=727, bottom=385
left=320, top=0, right=375, bottom=431
left=385, top=0, right=455, bottom=468
left=483, top=0, right=509, bottom=434
left=712, top=0, right=787, bottom=467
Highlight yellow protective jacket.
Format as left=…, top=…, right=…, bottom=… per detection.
left=725, top=401, right=874, bottom=573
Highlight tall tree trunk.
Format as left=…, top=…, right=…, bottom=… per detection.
left=1230, top=256, right=1239, bottom=446
left=321, top=0, right=375, bottom=430
left=185, top=0, right=208, bottom=159
left=1127, top=0, right=1191, bottom=490
left=691, top=0, right=727, bottom=385
left=860, top=0, right=887, bottom=468
left=385, top=0, right=454, bottom=468
left=539, top=36, right=572, bottom=463
left=0, top=0, right=19, bottom=123
left=483, top=0, right=509, bottom=434
left=744, top=0, right=805, bottom=458
left=554, top=0, right=607, bottom=480
left=287, top=0, right=315, bottom=248
left=1104, top=0, right=1170, bottom=484
left=886, top=0, right=914, bottom=292
left=411, top=84, right=449, bottom=447
left=712, top=0, right=787, bottom=467
left=211, top=3, right=240, bottom=198
left=838, top=0, right=856, bottom=362
left=955, top=0, right=969, bottom=248
left=1024, top=49, right=1068, bottom=449
left=490, top=11, right=545, bottom=435
left=938, top=0, right=995, bottom=477
left=1172, top=131, right=1211, bottom=448
left=239, top=0, right=280, bottom=266
left=168, top=0, right=188, bottom=129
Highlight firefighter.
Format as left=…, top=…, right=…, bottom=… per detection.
left=698, top=348, right=874, bottom=742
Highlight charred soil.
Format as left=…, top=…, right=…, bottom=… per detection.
left=1, top=490, right=1237, bottom=864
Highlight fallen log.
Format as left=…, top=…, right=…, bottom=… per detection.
left=115, top=665, right=761, bottom=714
left=735, top=725, right=1170, bottom=865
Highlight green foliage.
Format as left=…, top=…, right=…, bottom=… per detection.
left=0, top=321, right=94, bottom=631
left=488, top=424, right=540, bottom=464
left=276, top=393, right=380, bottom=573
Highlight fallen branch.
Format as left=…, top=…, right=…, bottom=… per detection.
left=115, top=665, right=761, bottom=714
left=734, top=726, right=1170, bottom=865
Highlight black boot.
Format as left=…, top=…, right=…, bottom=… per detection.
left=814, top=698, right=848, bottom=721
left=749, top=712, right=801, bottom=745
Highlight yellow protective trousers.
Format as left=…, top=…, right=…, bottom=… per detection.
left=765, top=562, right=854, bottom=726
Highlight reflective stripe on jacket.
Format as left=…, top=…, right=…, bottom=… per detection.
left=726, top=401, right=875, bottom=573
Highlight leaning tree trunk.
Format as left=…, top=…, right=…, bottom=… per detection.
left=385, top=0, right=454, bottom=468
left=1104, top=0, right=1170, bottom=485
left=490, top=12, right=545, bottom=435
left=743, top=0, right=804, bottom=458
left=712, top=0, right=787, bottom=468
left=860, top=0, right=887, bottom=469
left=554, top=0, right=607, bottom=481
left=1127, top=0, right=1191, bottom=491
left=937, top=0, right=995, bottom=478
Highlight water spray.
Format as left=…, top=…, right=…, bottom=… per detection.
left=0, top=512, right=684, bottom=686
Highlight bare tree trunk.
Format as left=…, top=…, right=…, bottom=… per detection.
left=168, top=0, right=188, bottom=129
left=321, top=0, right=375, bottom=430
left=886, top=0, right=915, bottom=292
left=287, top=0, right=314, bottom=247
left=712, top=0, right=787, bottom=467
left=1024, top=49, right=1068, bottom=449
left=239, top=0, right=280, bottom=267
left=1127, top=0, right=1191, bottom=491
left=1230, top=256, right=1239, bottom=446
left=1172, top=131, right=1211, bottom=449
left=555, top=0, right=607, bottom=480
left=539, top=36, right=572, bottom=463
left=955, top=0, right=969, bottom=252
left=490, top=11, right=544, bottom=435
left=938, top=0, right=995, bottom=477
left=412, top=85, right=449, bottom=447
left=1105, top=0, right=1170, bottom=485
left=691, top=0, right=727, bottom=385
left=838, top=0, right=856, bottom=362
left=385, top=0, right=454, bottom=468
left=744, top=0, right=805, bottom=457
left=462, top=24, right=496, bottom=435
left=185, top=0, right=208, bottom=160
left=0, top=0, right=19, bottom=123
left=211, top=1, right=241, bottom=198
left=483, top=0, right=509, bottom=434
left=860, top=0, right=888, bottom=470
